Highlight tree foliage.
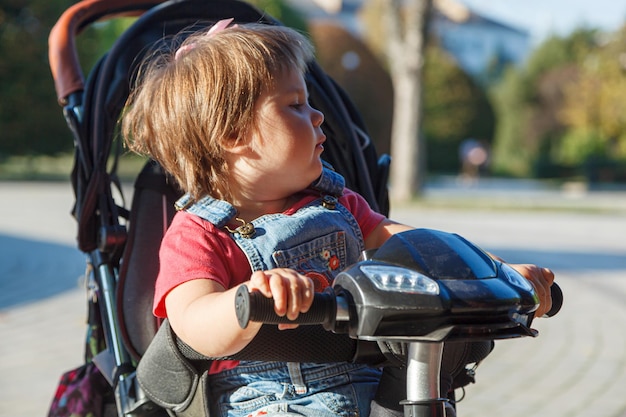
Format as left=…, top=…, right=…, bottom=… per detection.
left=558, top=26, right=626, bottom=165
left=309, top=22, right=394, bottom=157
left=10, top=0, right=622, bottom=183
left=423, top=46, right=495, bottom=173
left=490, top=25, right=626, bottom=181
left=1, top=0, right=73, bottom=156
left=492, top=29, right=598, bottom=176
left=0, top=0, right=128, bottom=157
left=0, top=0, right=307, bottom=159
left=247, top=0, right=308, bottom=31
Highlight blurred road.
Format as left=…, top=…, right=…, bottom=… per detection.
left=1, top=179, right=625, bottom=417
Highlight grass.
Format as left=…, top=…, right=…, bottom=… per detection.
left=0, top=153, right=148, bottom=182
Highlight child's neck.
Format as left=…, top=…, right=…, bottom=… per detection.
left=232, top=193, right=300, bottom=223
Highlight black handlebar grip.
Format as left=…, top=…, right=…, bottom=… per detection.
left=544, top=282, right=564, bottom=317
left=235, top=286, right=337, bottom=328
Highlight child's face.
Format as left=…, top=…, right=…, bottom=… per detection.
left=234, top=68, right=326, bottom=199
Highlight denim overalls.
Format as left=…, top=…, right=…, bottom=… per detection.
left=177, top=168, right=382, bottom=417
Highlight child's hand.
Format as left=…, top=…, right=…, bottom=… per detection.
left=509, top=264, right=555, bottom=317
left=247, top=269, right=315, bottom=330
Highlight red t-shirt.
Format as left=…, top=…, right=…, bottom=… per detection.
left=154, top=188, right=385, bottom=373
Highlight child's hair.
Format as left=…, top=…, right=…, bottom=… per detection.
left=122, top=23, right=315, bottom=201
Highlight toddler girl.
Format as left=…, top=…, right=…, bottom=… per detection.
left=123, top=20, right=554, bottom=417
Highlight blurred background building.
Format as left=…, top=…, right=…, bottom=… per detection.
left=287, top=0, right=531, bottom=81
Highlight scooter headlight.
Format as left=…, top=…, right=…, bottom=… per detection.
left=501, top=263, right=535, bottom=292
left=360, top=264, right=440, bottom=295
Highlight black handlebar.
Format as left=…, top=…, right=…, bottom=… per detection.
left=235, top=286, right=337, bottom=329
left=544, top=282, right=563, bottom=318
left=236, top=282, right=563, bottom=330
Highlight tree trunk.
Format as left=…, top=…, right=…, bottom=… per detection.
left=382, top=0, right=432, bottom=202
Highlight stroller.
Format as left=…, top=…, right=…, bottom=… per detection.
left=48, top=1, right=392, bottom=416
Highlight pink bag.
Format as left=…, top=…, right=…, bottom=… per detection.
left=48, top=361, right=110, bottom=417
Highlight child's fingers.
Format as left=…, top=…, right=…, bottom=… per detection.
left=247, top=269, right=315, bottom=322
left=269, top=269, right=303, bottom=320
left=299, top=277, right=314, bottom=313
left=286, top=273, right=314, bottom=320
left=286, top=276, right=301, bottom=320
left=266, top=270, right=289, bottom=315
left=532, top=267, right=553, bottom=316
left=265, top=269, right=313, bottom=320
left=511, top=264, right=554, bottom=317
left=247, top=271, right=273, bottom=298
left=542, top=267, right=555, bottom=286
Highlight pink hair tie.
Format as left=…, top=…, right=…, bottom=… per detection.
left=175, top=18, right=237, bottom=60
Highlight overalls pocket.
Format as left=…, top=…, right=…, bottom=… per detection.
left=273, top=231, right=348, bottom=291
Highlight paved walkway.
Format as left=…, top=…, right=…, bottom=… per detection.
left=391, top=194, right=626, bottom=417
left=1, top=180, right=625, bottom=417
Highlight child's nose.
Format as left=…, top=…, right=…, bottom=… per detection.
left=312, top=107, right=324, bottom=127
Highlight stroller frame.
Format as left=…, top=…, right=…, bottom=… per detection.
left=49, top=1, right=391, bottom=416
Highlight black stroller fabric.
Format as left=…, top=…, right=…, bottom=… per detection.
left=106, top=0, right=391, bottom=361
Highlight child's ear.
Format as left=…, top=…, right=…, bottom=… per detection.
left=221, top=134, right=248, bottom=154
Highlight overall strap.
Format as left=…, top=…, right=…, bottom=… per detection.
left=310, top=166, right=345, bottom=197
left=174, top=193, right=237, bottom=227
left=174, top=167, right=342, bottom=227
